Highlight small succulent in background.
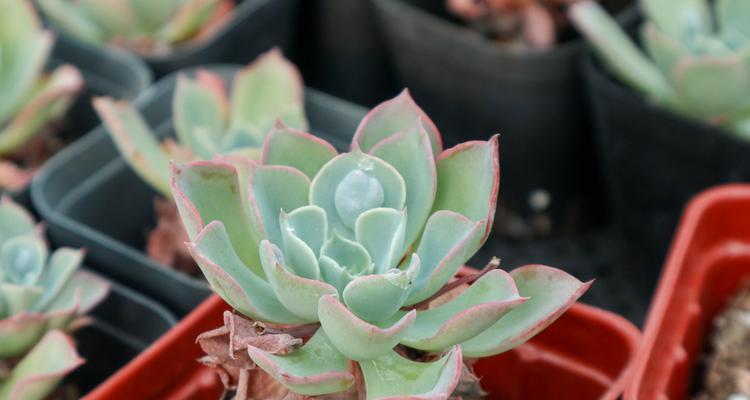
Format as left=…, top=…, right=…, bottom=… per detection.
left=37, top=0, right=234, bottom=56
left=570, top=0, right=750, bottom=139
left=94, top=48, right=307, bottom=271
left=0, top=197, right=110, bottom=399
left=173, top=91, right=590, bottom=398
left=447, top=0, right=585, bottom=48
left=0, top=0, right=83, bottom=191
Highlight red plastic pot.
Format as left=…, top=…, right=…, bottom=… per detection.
left=86, top=267, right=640, bottom=399
left=626, top=184, right=750, bottom=399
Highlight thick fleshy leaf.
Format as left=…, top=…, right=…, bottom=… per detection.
left=172, top=160, right=263, bottom=276
left=229, top=49, right=306, bottom=141
left=33, top=249, right=83, bottom=312
left=75, top=0, right=136, bottom=38
left=718, top=0, right=750, bottom=38
left=0, top=64, right=83, bottom=156
left=46, top=270, right=110, bottom=315
left=260, top=240, right=336, bottom=322
left=318, top=294, right=416, bottom=361
left=641, top=0, right=711, bottom=37
left=173, top=73, right=227, bottom=159
left=342, top=254, right=419, bottom=322
left=354, top=207, right=406, bottom=274
left=359, top=346, right=462, bottom=400
left=0, top=197, right=36, bottom=245
left=0, top=8, right=53, bottom=124
left=321, top=232, right=372, bottom=275
left=641, top=23, right=686, bottom=78
left=37, top=0, right=104, bottom=44
left=0, top=284, right=43, bottom=316
left=671, top=55, right=750, bottom=119
left=249, top=165, right=310, bottom=248
left=432, top=136, right=499, bottom=241
left=460, top=265, right=592, bottom=357
left=311, top=152, right=406, bottom=238
left=157, top=0, right=222, bottom=44
left=370, top=123, right=436, bottom=250
left=399, top=269, right=527, bottom=351
left=262, top=121, right=338, bottom=179
left=0, top=235, right=47, bottom=286
left=352, top=89, right=442, bottom=157
left=569, top=1, right=674, bottom=103
left=281, top=205, right=327, bottom=256
left=0, top=330, right=84, bottom=400
left=406, top=211, right=484, bottom=305
left=279, top=211, right=320, bottom=280
left=0, top=313, right=47, bottom=357
left=248, top=329, right=355, bottom=396
left=94, top=97, right=171, bottom=197
left=318, top=256, right=355, bottom=295
left=187, top=221, right=305, bottom=324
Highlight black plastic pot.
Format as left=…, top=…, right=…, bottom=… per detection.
left=373, top=0, right=634, bottom=237
left=48, top=0, right=299, bottom=79
left=585, top=34, right=750, bottom=265
left=9, top=34, right=151, bottom=208
left=68, top=270, right=177, bottom=396
left=32, top=66, right=367, bottom=316
left=295, top=0, right=399, bottom=106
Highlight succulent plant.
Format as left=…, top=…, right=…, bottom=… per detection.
left=570, top=0, right=750, bottom=138
left=172, top=90, right=591, bottom=398
left=37, top=0, right=234, bottom=55
left=0, top=197, right=109, bottom=400
left=447, top=0, right=584, bottom=48
left=0, top=0, right=83, bottom=190
left=94, top=49, right=307, bottom=198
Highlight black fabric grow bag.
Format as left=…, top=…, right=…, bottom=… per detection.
left=373, top=0, right=632, bottom=236
left=68, top=271, right=177, bottom=396
left=9, top=34, right=151, bottom=207
left=583, top=12, right=750, bottom=264
left=31, top=66, right=367, bottom=316
left=295, top=0, right=399, bottom=106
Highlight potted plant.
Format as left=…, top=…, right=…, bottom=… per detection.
left=0, top=196, right=110, bottom=399
left=36, top=0, right=300, bottom=77
left=86, top=93, right=641, bottom=399
left=0, top=0, right=150, bottom=206
left=372, top=0, right=632, bottom=239
left=571, top=0, right=750, bottom=263
left=31, top=58, right=369, bottom=315
left=625, top=184, right=750, bottom=399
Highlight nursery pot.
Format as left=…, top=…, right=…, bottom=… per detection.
left=68, top=270, right=177, bottom=396
left=31, top=67, right=368, bottom=316
left=294, top=0, right=399, bottom=106
left=85, top=267, right=640, bottom=400
left=8, top=34, right=150, bottom=207
left=372, top=0, right=631, bottom=235
left=584, top=14, right=750, bottom=267
left=625, top=184, right=750, bottom=399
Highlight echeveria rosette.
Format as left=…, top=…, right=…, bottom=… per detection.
left=94, top=48, right=307, bottom=197
left=172, top=91, right=591, bottom=398
left=0, top=0, right=83, bottom=189
left=37, top=0, right=234, bottom=56
left=0, top=198, right=109, bottom=400
left=570, top=0, right=750, bottom=139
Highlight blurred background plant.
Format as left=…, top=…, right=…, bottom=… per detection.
left=37, top=0, right=235, bottom=56
left=570, top=0, right=750, bottom=139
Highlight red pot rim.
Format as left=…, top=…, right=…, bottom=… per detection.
left=625, top=183, right=750, bottom=399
